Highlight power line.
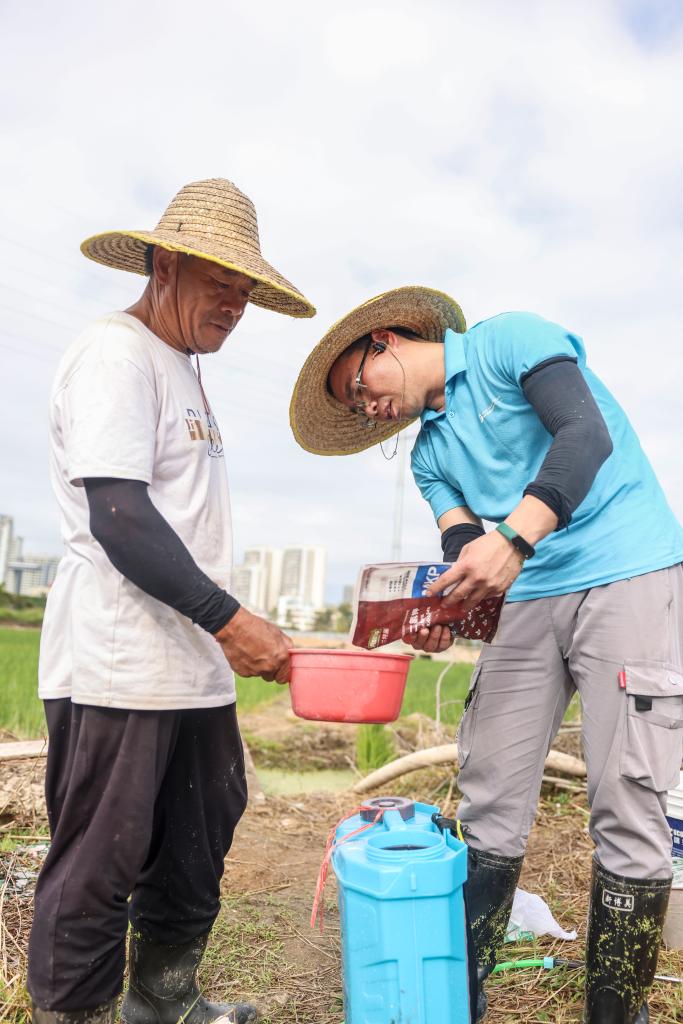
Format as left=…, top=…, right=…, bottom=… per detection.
left=0, top=340, right=62, bottom=364
left=0, top=328, right=67, bottom=354
left=0, top=338, right=286, bottom=428
left=0, top=233, right=310, bottom=375
left=0, top=294, right=302, bottom=393
left=0, top=230, right=137, bottom=302
left=0, top=299, right=75, bottom=333
left=0, top=279, right=112, bottom=324
left=0, top=320, right=294, bottom=404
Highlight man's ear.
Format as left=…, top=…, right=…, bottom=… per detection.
left=152, top=247, right=178, bottom=285
left=371, top=328, right=398, bottom=350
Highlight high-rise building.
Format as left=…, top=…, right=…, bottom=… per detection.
left=231, top=563, right=264, bottom=612
left=0, top=514, right=13, bottom=587
left=232, top=544, right=326, bottom=618
left=280, top=546, right=326, bottom=610
left=242, top=547, right=283, bottom=614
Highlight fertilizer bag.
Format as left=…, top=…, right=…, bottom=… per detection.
left=350, top=562, right=504, bottom=650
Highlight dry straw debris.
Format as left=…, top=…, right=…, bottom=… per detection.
left=2, top=761, right=683, bottom=1022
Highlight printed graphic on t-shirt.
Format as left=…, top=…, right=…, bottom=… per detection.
left=185, top=407, right=223, bottom=458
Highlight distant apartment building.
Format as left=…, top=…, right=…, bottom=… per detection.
left=232, top=544, right=326, bottom=618
left=6, top=553, right=61, bottom=596
left=0, top=514, right=13, bottom=587
left=243, top=546, right=283, bottom=613
left=342, top=584, right=355, bottom=606
left=231, top=563, right=263, bottom=612
left=280, top=546, right=326, bottom=610
left=276, top=594, right=317, bottom=632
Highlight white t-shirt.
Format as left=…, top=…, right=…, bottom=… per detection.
left=39, top=311, right=236, bottom=710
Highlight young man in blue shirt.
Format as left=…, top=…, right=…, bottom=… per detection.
left=290, top=286, right=683, bottom=1024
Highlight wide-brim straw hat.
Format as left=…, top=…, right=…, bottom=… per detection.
left=290, top=286, right=465, bottom=456
left=81, top=178, right=315, bottom=318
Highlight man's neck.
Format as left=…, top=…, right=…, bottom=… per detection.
left=423, top=343, right=447, bottom=413
left=126, top=285, right=188, bottom=355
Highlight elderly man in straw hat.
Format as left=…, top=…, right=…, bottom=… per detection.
left=27, top=179, right=315, bottom=1024
left=290, top=287, right=683, bottom=1024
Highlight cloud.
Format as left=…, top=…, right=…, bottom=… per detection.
left=1, top=0, right=682, bottom=599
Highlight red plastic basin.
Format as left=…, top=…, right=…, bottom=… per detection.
left=288, top=649, right=413, bottom=724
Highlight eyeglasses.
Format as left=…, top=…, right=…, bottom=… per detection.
left=350, top=337, right=407, bottom=459
left=352, top=339, right=377, bottom=427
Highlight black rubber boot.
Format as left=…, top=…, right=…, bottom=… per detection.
left=464, top=847, right=524, bottom=1022
left=120, top=932, right=258, bottom=1024
left=31, top=1002, right=117, bottom=1023
left=584, top=858, right=671, bottom=1024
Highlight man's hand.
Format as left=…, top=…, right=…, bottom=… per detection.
left=213, top=608, right=293, bottom=683
left=427, top=530, right=524, bottom=612
left=405, top=623, right=455, bottom=654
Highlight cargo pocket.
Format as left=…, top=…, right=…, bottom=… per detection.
left=456, top=665, right=482, bottom=770
left=620, top=663, right=683, bottom=792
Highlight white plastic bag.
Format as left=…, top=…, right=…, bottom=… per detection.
left=505, top=887, right=577, bottom=942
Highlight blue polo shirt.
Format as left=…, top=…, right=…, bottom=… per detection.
left=411, top=312, right=683, bottom=601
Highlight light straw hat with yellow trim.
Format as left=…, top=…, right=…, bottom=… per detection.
left=290, top=286, right=465, bottom=456
left=81, top=178, right=315, bottom=319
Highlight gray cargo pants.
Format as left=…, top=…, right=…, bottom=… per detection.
left=456, top=564, right=683, bottom=877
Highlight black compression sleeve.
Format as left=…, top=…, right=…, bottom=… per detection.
left=441, top=522, right=485, bottom=561
left=521, top=358, right=613, bottom=529
left=84, top=478, right=240, bottom=633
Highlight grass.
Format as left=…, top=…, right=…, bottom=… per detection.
left=0, top=627, right=285, bottom=739
left=400, top=656, right=473, bottom=725
left=355, top=723, right=396, bottom=772
left=0, top=629, right=478, bottom=741
left=201, top=901, right=284, bottom=996
left=0, top=608, right=44, bottom=627
left=0, top=629, right=43, bottom=738
left=355, top=658, right=474, bottom=770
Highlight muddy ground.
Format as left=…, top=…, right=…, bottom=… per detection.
left=1, top=698, right=682, bottom=1023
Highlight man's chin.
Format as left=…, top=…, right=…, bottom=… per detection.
left=396, top=407, right=417, bottom=422
left=197, top=333, right=228, bottom=354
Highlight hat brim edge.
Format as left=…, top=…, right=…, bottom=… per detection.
left=288, top=398, right=413, bottom=457
left=80, top=230, right=316, bottom=319
left=289, top=285, right=464, bottom=455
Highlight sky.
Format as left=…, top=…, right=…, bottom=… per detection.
left=1, top=0, right=682, bottom=601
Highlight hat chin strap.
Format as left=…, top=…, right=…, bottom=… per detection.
left=174, top=254, right=194, bottom=355
left=378, top=346, right=406, bottom=461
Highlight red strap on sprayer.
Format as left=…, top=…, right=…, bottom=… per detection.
left=310, top=805, right=384, bottom=931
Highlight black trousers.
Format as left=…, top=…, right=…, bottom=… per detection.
left=27, top=699, right=248, bottom=1012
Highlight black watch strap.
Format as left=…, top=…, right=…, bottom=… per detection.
left=495, top=522, right=535, bottom=559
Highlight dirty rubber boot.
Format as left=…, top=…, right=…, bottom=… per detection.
left=584, top=858, right=671, bottom=1024
left=31, top=1002, right=117, bottom=1023
left=120, top=932, right=258, bottom=1024
left=464, top=847, right=524, bottom=1022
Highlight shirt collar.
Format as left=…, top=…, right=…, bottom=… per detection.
left=443, top=327, right=468, bottom=382
left=420, top=327, right=467, bottom=425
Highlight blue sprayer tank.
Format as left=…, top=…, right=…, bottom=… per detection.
left=332, top=795, right=471, bottom=1023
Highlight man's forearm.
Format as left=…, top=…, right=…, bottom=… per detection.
left=84, top=477, right=240, bottom=633
left=503, top=494, right=559, bottom=547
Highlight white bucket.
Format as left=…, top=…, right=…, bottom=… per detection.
left=663, top=772, right=683, bottom=950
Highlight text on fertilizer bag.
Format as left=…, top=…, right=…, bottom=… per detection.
left=350, top=563, right=504, bottom=651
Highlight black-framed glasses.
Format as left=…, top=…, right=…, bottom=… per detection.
left=352, top=338, right=374, bottom=417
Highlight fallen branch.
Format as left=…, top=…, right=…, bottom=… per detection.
left=541, top=775, right=586, bottom=793
left=0, top=740, right=47, bottom=762
left=352, top=743, right=586, bottom=794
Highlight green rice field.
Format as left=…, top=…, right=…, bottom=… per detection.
left=0, top=627, right=473, bottom=740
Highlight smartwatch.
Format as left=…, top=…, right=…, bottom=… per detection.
left=495, top=522, right=536, bottom=560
